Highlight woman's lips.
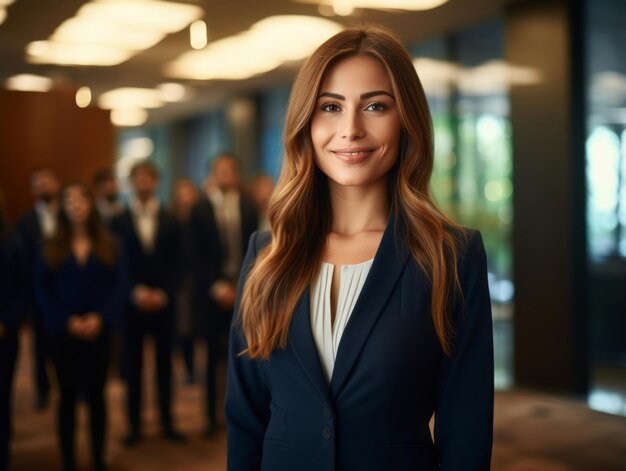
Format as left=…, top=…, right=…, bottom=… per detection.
left=332, top=148, right=374, bottom=164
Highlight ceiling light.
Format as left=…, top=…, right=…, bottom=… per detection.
left=457, top=60, right=541, bottom=95
left=332, top=0, right=354, bottom=16
left=26, top=40, right=132, bottom=66
left=165, top=15, right=343, bottom=80
left=76, top=87, right=92, bottom=108
left=4, top=74, right=53, bottom=92
left=110, top=108, right=148, bottom=127
left=295, top=0, right=449, bottom=11
left=78, top=0, right=203, bottom=34
left=24, top=0, right=203, bottom=67
left=98, top=87, right=164, bottom=109
left=250, top=16, right=344, bottom=62
left=53, top=17, right=166, bottom=50
left=157, top=82, right=186, bottom=102
left=190, top=20, right=208, bottom=50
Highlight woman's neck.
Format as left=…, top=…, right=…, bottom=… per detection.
left=71, top=223, right=88, bottom=238
left=327, top=177, right=389, bottom=236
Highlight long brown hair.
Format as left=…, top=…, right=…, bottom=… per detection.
left=43, top=182, right=118, bottom=270
left=240, top=26, right=463, bottom=359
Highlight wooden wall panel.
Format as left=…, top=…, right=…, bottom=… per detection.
left=0, top=88, right=115, bottom=224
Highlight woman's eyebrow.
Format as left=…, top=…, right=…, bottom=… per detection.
left=318, top=90, right=395, bottom=100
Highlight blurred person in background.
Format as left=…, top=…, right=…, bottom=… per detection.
left=0, top=189, right=25, bottom=471
left=191, top=154, right=258, bottom=437
left=171, top=178, right=200, bottom=384
left=15, top=167, right=61, bottom=411
left=93, top=168, right=123, bottom=225
left=110, top=161, right=184, bottom=446
left=34, top=182, right=127, bottom=471
left=250, top=174, right=274, bottom=232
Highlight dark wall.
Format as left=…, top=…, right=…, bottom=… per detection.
left=506, top=0, right=588, bottom=393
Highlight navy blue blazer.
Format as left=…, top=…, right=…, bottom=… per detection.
left=225, top=216, right=494, bottom=470
left=34, top=249, right=128, bottom=336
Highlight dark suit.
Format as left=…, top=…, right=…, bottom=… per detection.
left=0, top=233, right=24, bottom=471
left=191, top=193, right=258, bottom=425
left=15, top=209, right=52, bottom=402
left=110, top=206, right=180, bottom=434
left=226, top=216, right=494, bottom=470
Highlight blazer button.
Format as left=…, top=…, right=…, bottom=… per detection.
left=323, top=407, right=332, bottom=419
left=321, top=426, right=332, bottom=440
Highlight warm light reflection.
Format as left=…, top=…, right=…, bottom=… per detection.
left=296, top=0, right=448, bottom=12
left=166, top=15, right=343, bottom=80
left=4, top=74, right=53, bottom=92
left=190, top=20, right=207, bottom=49
left=53, top=17, right=166, bottom=50
left=110, top=108, right=148, bottom=127
left=98, top=87, right=164, bottom=110
left=75, top=86, right=92, bottom=108
left=414, top=58, right=541, bottom=96
left=27, top=40, right=133, bottom=66
left=157, top=82, right=186, bottom=102
left=0, top=0, right=16, bottom=6
left=25, top=0, right=203, bottom=66
left=77, top=0, right=203, bottom=34
left=332, top=0, right=354, bottom=16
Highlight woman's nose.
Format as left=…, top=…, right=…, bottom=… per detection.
left=341, top=110, right=365, bottom=140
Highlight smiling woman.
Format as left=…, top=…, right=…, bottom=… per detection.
left=226, top=25, right=494, bottom=471
left=311, top=54, right=401, bottom=188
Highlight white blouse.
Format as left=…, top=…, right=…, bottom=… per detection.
left=310, top=259, right=374, bottom=382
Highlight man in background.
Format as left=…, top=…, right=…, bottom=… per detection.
left=15, top=167, right=60, bottom=410
left=93, top=168, right=123, bottom=225
left=110, top=161, right=184, bottom=446
left=191, top=153, right=258, bottom=436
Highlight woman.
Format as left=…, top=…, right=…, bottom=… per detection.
left=0, top=190, right=24, bottom=471
left=171, top=178, right=200, bottom=384
left=225, top=26, right=493, bottom=470
left=35, top=182, right=126, bottom=471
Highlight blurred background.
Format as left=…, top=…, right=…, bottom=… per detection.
left=0, top=0, right=625, bottom=470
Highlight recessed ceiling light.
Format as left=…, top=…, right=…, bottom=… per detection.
left=165, top=15, right=343, bottom=80
left=25, top=0, right=203, bottom=67
left=98, top=87, right=164, bottom=110
left=4, top=74, right=53, bottom=92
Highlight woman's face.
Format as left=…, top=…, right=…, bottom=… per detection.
left=175, top=181, right=198, bottom=209
left=62, top=185, right=92, bottom=225
left=310, top=54, right=402, bottom=189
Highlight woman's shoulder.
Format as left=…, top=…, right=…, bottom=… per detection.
left=254, top=230, right=272, bottom=251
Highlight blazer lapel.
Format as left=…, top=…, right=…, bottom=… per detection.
left=288, top=287, right=332, bottom=404
left=329, top=214, right=409, bottom=399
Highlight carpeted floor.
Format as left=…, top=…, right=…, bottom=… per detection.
left=7, top=330, right=626, bottom=471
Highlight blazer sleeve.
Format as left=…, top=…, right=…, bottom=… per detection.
left=434, top=229, right=494, bottom=470
left=33, top=250, right=68, bottom=335
left=96, top=240, right=130, bottom=330
left=225, top=231, right=271, bottom=471
left=0, top=234, right=25, bottom=332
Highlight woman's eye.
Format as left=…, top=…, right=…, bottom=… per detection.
left=365, top=102, right=387, bottom=112
left=321, top=103, right=341, bottom=112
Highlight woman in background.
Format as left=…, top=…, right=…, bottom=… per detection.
left=171, top=178, right=200, bottom=384
left=0, top=189, right=24, bottom=471
left=226, top=26, right=493, bottom=470
left=35, top=182, right=126, bottom=471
